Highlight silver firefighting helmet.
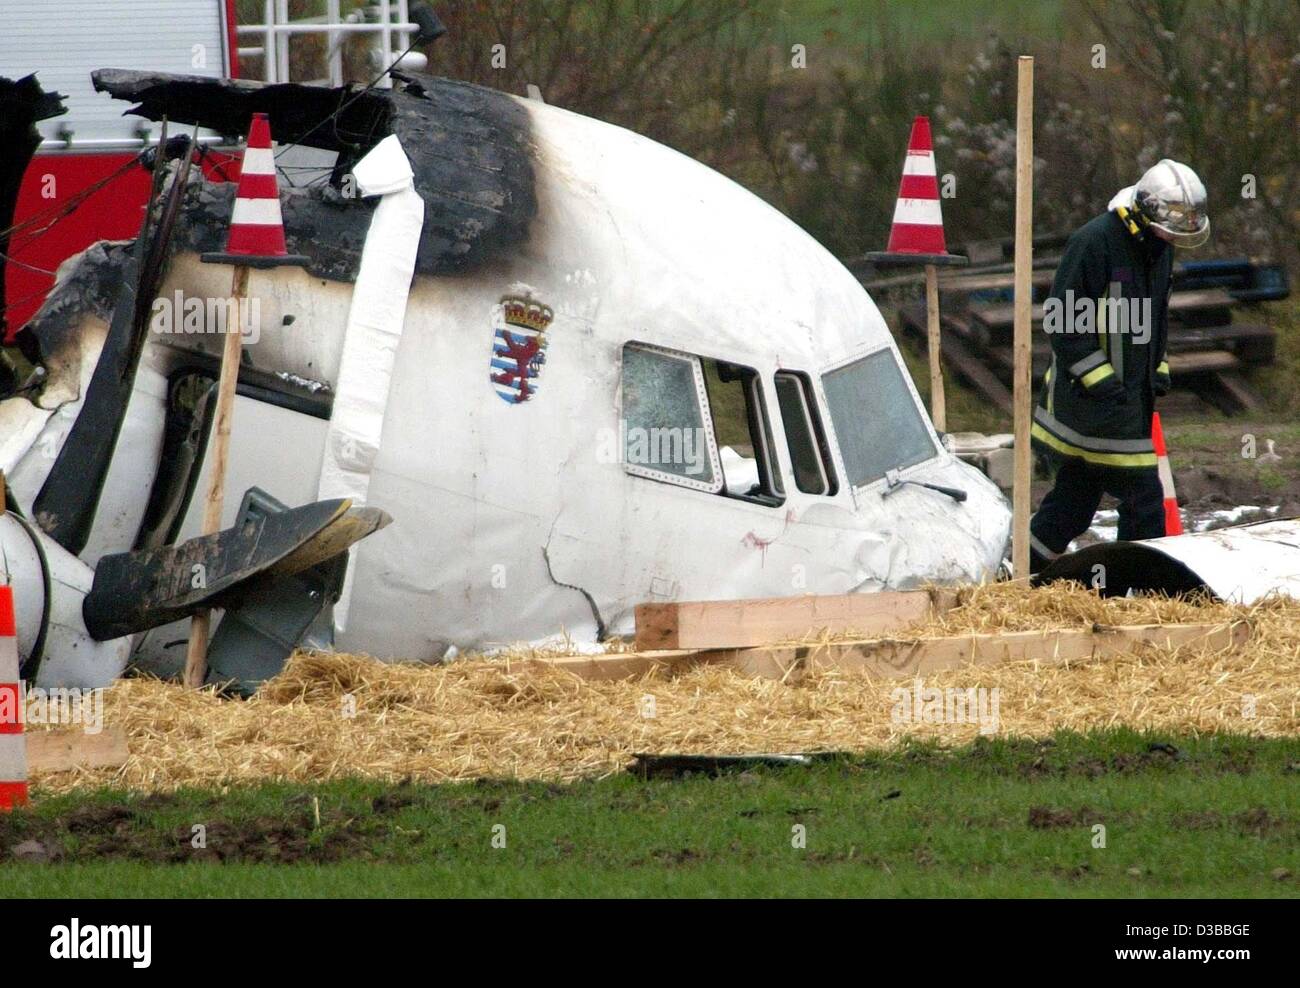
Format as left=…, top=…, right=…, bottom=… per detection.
left=1109, top=159, right=1210, bottom=248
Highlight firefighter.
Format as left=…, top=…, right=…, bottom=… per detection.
left=1029, top=159, right=1210, bottom=574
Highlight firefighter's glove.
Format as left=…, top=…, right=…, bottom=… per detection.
left=1153, top=361, right=1172, bottom=397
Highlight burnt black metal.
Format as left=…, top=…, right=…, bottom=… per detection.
left=83, top=497, right=350, bottom=641
left=200, top=252, right=311, bottom=268
left=206, top=488, right=348, bottom=696
left=32, top=144, right=192, bottom=553
left=92, top=69, right=538, bottom=282
left=166, top=356, right=334, bottom=419
left=21, top=240, right=131, bottom=369
left=134, top=373, right=216, bottom=553
left=5, top=492, right=52, bottom=682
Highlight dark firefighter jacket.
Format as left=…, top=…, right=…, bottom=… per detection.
left=1031, top=207, right=1173, bottom=468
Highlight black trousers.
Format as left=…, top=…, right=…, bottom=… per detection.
left=1029, top=457, right=1165, bottom=572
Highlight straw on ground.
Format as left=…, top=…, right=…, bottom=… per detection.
left=29, top=583, right=1300, bottom=794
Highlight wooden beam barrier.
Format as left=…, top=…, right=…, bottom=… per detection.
left=634, top=589, right=957, bottom=651
left=528, top=622, right=1249, bottom=684
left=25, top=727, right=130, bottom=774
left=700, top=621, right=1249, bottom=681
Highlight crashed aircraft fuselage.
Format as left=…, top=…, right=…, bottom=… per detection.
left=3, top=70, right=1010, bottom=684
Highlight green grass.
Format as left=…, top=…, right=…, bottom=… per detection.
left=2, top=730, right=1297, bottom=898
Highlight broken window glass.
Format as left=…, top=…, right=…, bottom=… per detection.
left=621, top=343, right=721, bottom=490
left=774, top=371, right=836, bottom=496
left=821, top=349, right=936, bottom=489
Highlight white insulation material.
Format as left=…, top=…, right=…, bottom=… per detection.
left=316, top=135, right=425, bottom=629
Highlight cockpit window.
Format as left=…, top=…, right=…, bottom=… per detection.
left=620, top=343, right=785, bottom=506
left=821, top=349, right=937, bottom=488
left=774, top=371, right=837, bottom=496
left=621, top=343, right=722, bottom=491
left=701, top=358, right=784, bottom=506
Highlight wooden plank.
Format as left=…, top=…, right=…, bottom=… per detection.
left=1011, top=54, right=1034, bottom=581
left=26, top=727, right=129, bottom=774
left=925, top=264, right=946, bottom=431
left=634, top=589, right=956, bottom=651
left=1168, top=350, right=1241, bottom=374
left=1213, top=371, right=1266, bottom=412
left=899, top=306, right=1007, bottom=411
left=938, top=268, right=1053, bottom=294
left=186, top=262, right=252, bottom=688
left=1172, top=322, right=1275, bottom=364
left=981, top=345, right=1240, bottom=382
left=1198, top=370, right=1267, bottom=415
left=703, top=621, right=1250, bottom=682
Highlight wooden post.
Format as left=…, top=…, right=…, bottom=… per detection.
left=183, top=264, right=250, bottom=688
left=924, top=263, right=945, bottom=431
left=1012, top=55, right=1034, bottom=580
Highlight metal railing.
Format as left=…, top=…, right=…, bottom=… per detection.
left=236, top=0, right=419, bottom=86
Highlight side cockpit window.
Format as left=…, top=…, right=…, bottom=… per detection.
left=621, top=342, right=723, bottom=492
left=774, top=371, right=837, bottom=496
left=620, top=343, right=784, bottom=506
left=701, top=358, right=784, bottom=506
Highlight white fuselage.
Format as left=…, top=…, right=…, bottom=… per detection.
left=5, top=90, right=1011, bottom=682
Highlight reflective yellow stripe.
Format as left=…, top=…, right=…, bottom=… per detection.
left=1045, top=364, right=1054, bottom=414
left=1081, top=363, right=1115, bottom=388
left=1031, top=422, right=1158, bottom=467
left=1157, top=360, right=1170, bottom=376
left=1116, top=205, right=1142, bottom=236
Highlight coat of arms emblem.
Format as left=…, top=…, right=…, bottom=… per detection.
left=490, top=296, right=553, bottom=404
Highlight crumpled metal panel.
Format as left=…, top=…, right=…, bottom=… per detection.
left=1037, top=517, right=1300, bottom=603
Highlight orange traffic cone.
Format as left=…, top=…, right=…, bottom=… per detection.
left=0, top=586, right=27, bottom=811
left=1152, top=412, right=1183, bottom=536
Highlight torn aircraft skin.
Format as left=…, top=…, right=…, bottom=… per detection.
left=1, top=70, right=1012, bottom=686
left=1036, top=517, right=1300, bottom=604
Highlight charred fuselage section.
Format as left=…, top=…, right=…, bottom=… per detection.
left=91, top=69, right=538, bottom=283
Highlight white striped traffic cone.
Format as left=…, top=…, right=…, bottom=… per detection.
left=1152, top=412, right=1183, bottom=536
left=201, top=112, right=309, bottom=269
left=0, top=586, right=27, bottom=811
left=865, top=115, right=966, bottom=268
left=885, top=115, right=947, bottom=255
